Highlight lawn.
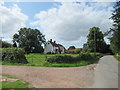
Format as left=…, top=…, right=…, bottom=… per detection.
left=25, top=54, right=79, bottom=66
left=2, top=53, right=101, bottom=67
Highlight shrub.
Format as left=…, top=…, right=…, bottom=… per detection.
left=46, top=52, right=103, bottom=63
left=75, top=48, right=82, bottom=54
left=1, top=48, right=28, bottom=63
left=46, top=55, right=77, bottom=63
left=78, top=52, right=94, bottom=61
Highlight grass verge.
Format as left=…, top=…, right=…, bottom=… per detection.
left=114, top=56, right=120, bottom=61
left=1, top=80, right=29, bottom=88
left=0, top=74, right=30, bottom=88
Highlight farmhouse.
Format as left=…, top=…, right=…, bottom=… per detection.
left=44, top=39, right=66, bottom=54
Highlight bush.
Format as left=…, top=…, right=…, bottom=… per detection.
left=46, top=55, right=75, bottom=63
left=46, top=53, right=103, bottom=63
left=1, top=48, right=28, bottom=63
left=78, top=52, right=94, bottom=61
left=75, top=48, right=81, bottom=54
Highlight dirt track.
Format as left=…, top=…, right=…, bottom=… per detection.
left=0, top=64, right=96, bottom=88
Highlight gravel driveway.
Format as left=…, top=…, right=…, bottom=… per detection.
left=0, top=64, right=96, bottom=88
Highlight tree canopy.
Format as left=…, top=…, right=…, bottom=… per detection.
left=110, top=1, right=120, bottom=54
left=83, top=27, right=108, bottom=53
left=13, top=28, right=46, bottom=53
left=68, top=46, right=76, bottom=50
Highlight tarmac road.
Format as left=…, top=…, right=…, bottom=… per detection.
left=93, top=56, right=119, bottom=88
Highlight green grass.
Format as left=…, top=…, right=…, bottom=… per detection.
left=114, top=56, right=120, bottom=61
left=1, top=80, right=29, bottom=88
left=1, top=53, right=101, bottom=67
left=0, top=74, right=29, bottom=88
left=25, top=54, right=79, bottom=66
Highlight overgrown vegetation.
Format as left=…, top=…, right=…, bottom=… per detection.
left=2, top=53, right=103, bottom=67
left=1, top=48, right=28, bottom=63
left=46, top=53, right=103, bottom=65
left=110, top=1, right=120, bottom=55
left=114, top=56, right=120, bottom=61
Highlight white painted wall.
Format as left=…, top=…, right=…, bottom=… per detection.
left=44, top=42, right=54, bottom=54
left=44, top=41, right=65, bottom=54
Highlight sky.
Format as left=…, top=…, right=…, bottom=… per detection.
left=0, top=0, right=115, bottom=49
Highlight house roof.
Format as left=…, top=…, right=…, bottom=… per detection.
left=68, top=49, right=75, bottom=52
left=49, top=41, right=65, bottom=50
left=49, top=41, right=58, bottom=47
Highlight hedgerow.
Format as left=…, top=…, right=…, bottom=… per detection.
left=1, top=48, right=28, bottom=63
left=46, top=53, right=103, bottom=63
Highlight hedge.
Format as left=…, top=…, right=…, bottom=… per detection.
left=1, top=48, right=28, bottom=63
left=46, top=53, right=103, bottom=63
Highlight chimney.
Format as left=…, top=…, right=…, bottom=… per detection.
left=50, top=39, right=52, bottom=42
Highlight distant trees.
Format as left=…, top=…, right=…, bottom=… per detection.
left=110, top=1, right=120, bottom=55
left=83, top=27, right=109, bottom=53
left=68, top=46, right=76, bottom=50
left=0, top=40, right=12, bottom=48
left=13, top=28, right=46, bottom=53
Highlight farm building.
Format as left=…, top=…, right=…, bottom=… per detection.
left=44, top=39, right=66, bottom=54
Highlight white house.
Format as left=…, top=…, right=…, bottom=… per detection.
left=44, top=39, right=66, bottom=54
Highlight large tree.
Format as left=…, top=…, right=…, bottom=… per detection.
left=83, top=27, right=107, bottom=53
left=13, top=28, right=46, bottom=53
left=110, top=1, right=120, bottom=54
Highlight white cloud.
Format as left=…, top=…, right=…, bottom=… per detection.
left=54, top=0, right=116, bottom=2
left=0, top=0, right=4, bottom=5
left=31, top=2, right=113, bottom=44
left=0, top=4, right=28, bottom=42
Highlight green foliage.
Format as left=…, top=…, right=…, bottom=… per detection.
left=75, top=48, right=82, bottom=53
left=1, top=48, right=28, bottom=63
left=65, top=50, right=75, bottom=54
left=2, top=80, right=29, bottom=88
left=46, top=53, right=103, bottom=64
left=83, top=27, right=109, bottom=53
left=46, top=55, right=76, bottom=63
left=110, top=1, right=120, bottom=55
left=44, top=61, right=89, bottom=67
left=114, top=56, right=120, bottom=61
left=68, top=46, right=76, bottom=50
left=13, top=28, right=46, bottom=53
left=1, top=40, right=12, bottom=48
left=2, top=53, right=103, bottom=67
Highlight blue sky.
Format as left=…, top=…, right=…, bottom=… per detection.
left=3, top=2, right=57, bottom=28
left=1, top=1, right=114, bottom=48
